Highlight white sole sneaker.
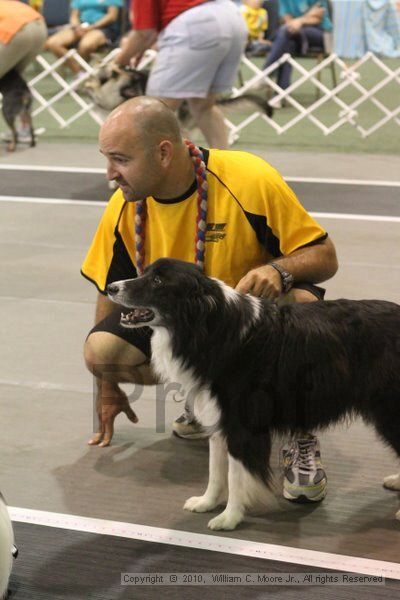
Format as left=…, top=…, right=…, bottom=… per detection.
left=283, top=479, right=327, bottom=503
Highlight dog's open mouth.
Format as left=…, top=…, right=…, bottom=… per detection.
left=120, top=308, right=154, bottom=327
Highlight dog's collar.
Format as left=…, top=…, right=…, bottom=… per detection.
left=135, top=141, right=208, bottom=274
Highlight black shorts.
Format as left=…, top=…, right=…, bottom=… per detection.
left=71, top=23, right=120, bottom=46
left=99, top=23, right=120, bottom=45
left=88, top=283, right=325, bottom=359
left=89, top=309, right=153, bottom=358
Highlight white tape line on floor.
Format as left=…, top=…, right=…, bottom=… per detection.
left=9, top=507, right=400, bottom=580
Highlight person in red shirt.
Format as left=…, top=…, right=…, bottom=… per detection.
left=115, top=0, right=247, bottom=149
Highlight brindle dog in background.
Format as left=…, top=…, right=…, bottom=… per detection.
left=0, top=69, right=35, bottom=152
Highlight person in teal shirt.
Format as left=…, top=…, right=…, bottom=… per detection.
left=262, top=0, right=332, bottom=101
left=279, top=0, right=332, bottom=32
left=45, top=0, right=123, bottom=75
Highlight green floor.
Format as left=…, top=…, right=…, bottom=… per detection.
left=2, top=54, right=400, bottom=155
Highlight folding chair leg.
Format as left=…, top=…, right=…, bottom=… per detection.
left=330, top=61, right=337, bottom=89
left=237, top=67, right=245, bottom=88
left=315, top=66, right=322, bottom=100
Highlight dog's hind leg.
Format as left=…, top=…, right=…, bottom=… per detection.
left=207, top=454, right=268, bottom=531
left=374, top=412, right=400, bottom=517
left=184, top=432, right=228, bottom=513
left=21, top=100, right=35, bottom=147
left=29, top=121, right=36, bottom=147
left=2, top=111, right=17, bottom=152
left=25, top=108, right=36, bottom=148
left=6, top=126, right=17, bottom=153
left=2, top=110, right=17, bottom=152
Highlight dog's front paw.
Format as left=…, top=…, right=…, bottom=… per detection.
left=184, top=495, right=219, bottom=513
left=208, top=508, right=243, bottom=531
left=383, top=473, right=400, bottom=491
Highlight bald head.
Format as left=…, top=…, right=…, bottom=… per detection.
left=103, top=96, right=182, bottom=148
left=99, top=96, right=195, bottom=202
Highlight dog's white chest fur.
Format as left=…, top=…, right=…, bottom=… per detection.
left=151, top=328, right=221, bottom=429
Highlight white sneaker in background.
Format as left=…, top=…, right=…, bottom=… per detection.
left=1, top=124, right=31, bottom=143
left=1, top=126, right=44, bottom=145
left=268, top=96, right=283, bottom=109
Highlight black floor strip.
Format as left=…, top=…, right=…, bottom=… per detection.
left=0, top=170, right=399, bottom=216
left=7, top=522, right=400, bottom=600
left=0, top=171, right=110, bottom=202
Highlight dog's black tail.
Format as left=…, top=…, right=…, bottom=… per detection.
left=217, top=93, right=274, bottom=119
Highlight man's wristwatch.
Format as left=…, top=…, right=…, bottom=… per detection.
left=269, top=262, right=295, bottom=294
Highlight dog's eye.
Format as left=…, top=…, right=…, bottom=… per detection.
left=153, top=275, right=162, bottom=285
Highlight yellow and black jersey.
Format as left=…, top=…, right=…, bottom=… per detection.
left=81, top=148, right=327, bottom=293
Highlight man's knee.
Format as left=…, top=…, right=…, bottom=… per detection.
left=78, top=40, right=95, bottom=56
left=83, top=331, right=148, bottom=377
left=45, top=38, right=60, bottom=53
left=84, top=331, right=114, bottom=375
left=84, top=331, right=156, bottom=385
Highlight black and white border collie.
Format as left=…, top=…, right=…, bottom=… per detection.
left=0, top=493, right=14, bottom=599
left=107, top=258, right=400, bottom=531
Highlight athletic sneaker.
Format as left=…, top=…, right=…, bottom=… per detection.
left=1, top=124, right=32, bottom=144
left=282, top=434, right=327, bottom=503
left=172, top=412, right=208, bottom=440
left=268, top=96, right=284, bottom=109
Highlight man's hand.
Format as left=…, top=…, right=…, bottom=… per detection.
left=285, top=3, right=325, bottom=33
left=308, top=3, right=326, bottom=20
left=116, top=29, right=157, bottom=68
left=235, top=265, right=282, bottom=300
left=88, top=383, right=138, bottom=448
left=286, top=17, right=304, bottom=34
left=74, top=23, right=91, bottom=39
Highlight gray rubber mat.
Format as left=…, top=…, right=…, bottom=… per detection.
left=292, top=182, right=400, bottom=217
left=1, top=169, right=399, bottom=216
left=0, top=170, right=109, bottom=202
left=8, top=522, right=400, bottom=600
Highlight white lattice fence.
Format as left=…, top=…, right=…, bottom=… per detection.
left=226, top=51, right=400, bottom=144
left=28, top=48, right=157, bottom=129
left=26, top=49, right=400, bottom=144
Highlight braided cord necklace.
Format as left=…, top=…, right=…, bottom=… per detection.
left=134, top=139, right=208, bottom=275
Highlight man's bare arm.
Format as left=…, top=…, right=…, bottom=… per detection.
left=283, top=3, right=326, bottom=33
left=116, top=29, right=158, bottom=67
left=236, top=237, right=338, bottom=299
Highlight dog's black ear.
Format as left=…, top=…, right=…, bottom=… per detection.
left=138, top=70, right=149, bottom=81
left=178, top=101, right=191, bottom=124
left=136, top=70, right=149, bottom=93
left=96, top=65, right=111, bottom=84
left=120, top=84, right=143, bottom=99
